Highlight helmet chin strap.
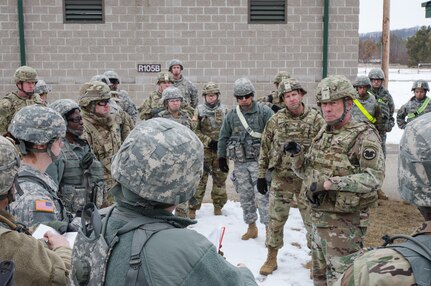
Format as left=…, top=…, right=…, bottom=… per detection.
left=204, top=96, right=219, bottom=108
left=324, top=97, right=349, bottom=126
left=16, top=82, right=34, bottom=98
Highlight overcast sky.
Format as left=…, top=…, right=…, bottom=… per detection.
left=359, top=0, right=431, bottom=33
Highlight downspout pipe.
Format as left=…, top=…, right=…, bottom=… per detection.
left=322, top=0, right=329, bottom=79
left=18, top=0, right=26, bottom=66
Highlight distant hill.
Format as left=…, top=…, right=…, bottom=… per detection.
left=360, top=26, right=423, bottom=41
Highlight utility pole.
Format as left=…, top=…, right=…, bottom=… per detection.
left=381, top=0, right=390, bottom=88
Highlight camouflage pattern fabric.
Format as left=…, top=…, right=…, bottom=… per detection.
left=156, top=110, right=192, bottom=130
left=138, top=90, right=164, bottom=120
left=190, top=102, right=229, bottom=210
left=109, top=99, right=134, bottom=142
left=396, top=96, right=431, bottom=129
left=172, top=76, right=198, bottom=109
left=0, top=92, right=43, bottom=134
left=351, top=91, right=381, bottom=124
left=0, top=136, right=20, bottom=195
left=9, top=164, right=67, bottom=227
left=258, top=105, right=324, bottom=249
left=256, top=90, right=285, bottom=110
left=112, top=89, right=138, bottom=124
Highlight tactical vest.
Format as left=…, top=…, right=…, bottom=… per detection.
left=306, top=122, right=378, bottom=213
left=351, top=93, right=378, bottom=123
left=196, top=103, right=227, bottom=141
left=226, top=103, right=268, bottom=163
left=157, top=110, right=192, bottom=129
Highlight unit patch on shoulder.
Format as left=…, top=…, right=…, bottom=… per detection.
left=362, top=147, right=377, bottom=160
left=35, top=200, right=54, bottom=213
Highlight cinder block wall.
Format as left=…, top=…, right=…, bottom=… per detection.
left=0, top=0, right=359, bottom=108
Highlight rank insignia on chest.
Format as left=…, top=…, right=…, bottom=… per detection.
left=362, top=147, right=377, bottom=160
left=35, top=200, right=54, bottom=212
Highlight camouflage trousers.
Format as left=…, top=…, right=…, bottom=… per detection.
left=266, top=170, right=312, bottom=250
left=175, top=202, right=189, bottom=218
left=311, top=212, right=366, bottom=286
left=189, top=150, right=228, bottom=210
left=232, top=161, right=269, bottom=225
left=378, top=132, right=387, bottom=158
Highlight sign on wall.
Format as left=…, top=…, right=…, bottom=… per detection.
left=137, top=64, right=161, bottom=73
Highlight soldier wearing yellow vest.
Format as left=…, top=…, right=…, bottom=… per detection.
left=351, top=75, right=381, bottom=126
left=397, top=79, right=431, bottom=129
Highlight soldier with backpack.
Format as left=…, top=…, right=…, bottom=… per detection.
left=335, top=111, right=431, bottom=286
left=70, top=118, right=258, bottom=286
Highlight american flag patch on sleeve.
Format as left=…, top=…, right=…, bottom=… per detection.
left=35, top=200, right=55, bottom=213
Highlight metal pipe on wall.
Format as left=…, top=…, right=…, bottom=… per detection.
left=18, top=0, right=26, bottom=66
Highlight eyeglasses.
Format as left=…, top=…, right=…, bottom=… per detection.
left=96, top=100, right=110, bottom=106
left=68, top=116, right=83, bottom=123
left=109, top=79, right=119, bottom=85
left=236, top=94, right=252, bottom=100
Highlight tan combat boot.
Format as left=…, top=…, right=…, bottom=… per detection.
left=241, top=222, right=258, bottom=240
left=377, top=189, right=388, bottom=200
left=189, top=209, right=196, bottom=219
left=214, top=207, right=222, bottom=216
left=259, top=246, right=278, bottom=275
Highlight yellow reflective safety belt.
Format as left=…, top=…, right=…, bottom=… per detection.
left=407, top=97, right=431, bottom=119
left=353, top=99, right=377, bottom=123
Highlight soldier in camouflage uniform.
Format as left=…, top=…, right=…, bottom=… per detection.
left=0, top=136, right=72, bottom=286
left=368, top=68, right=395, bottom=157
left=91, top=74, right=134, bottom=142
left=0, top=66, right=44, bottom=134
left=138, top=71, right=174, bottom=120
left=218, top=78, right=274, bottom=240
left=103, top=70, right=138, bottom=124
left=257, top=78, right=325, bottom=276
left=286, top=75, right=385, bottom=285
left=168, top=59, right=198, bottom=116
left=34, top=79, right=51, bottom=105
left=351, top=75, right=381, bottom=125
left=78, top=81, right=122, bottom=205
left=46, top=99, right=104, bottom=217
left=7, top=105, right=71, bottom=229
left=335, top=111, right=431, bottom=286
left=156, top=87, right=193, bottom=130
left=189, top=82, right=229, bottom=219
left=256, top=71, right=291, bottom=112
left=397, top=79, right=431, bottom=129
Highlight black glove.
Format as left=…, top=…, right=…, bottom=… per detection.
left=218, top=157, right=229, bottom=173
left=80, top=152, right=94, bottom=170
left=208, top=140, right=218, bottom=152
left=283, top=141, right=301, bottom=155
left=306, top=181, right=326, bottom=206
left=257, top=178, right=268, bottom=195
left=267, top=94, right=273, bottom=103
left=151, top=107, right=164, bottom=116
left=271, top=105, right=282, bottom=113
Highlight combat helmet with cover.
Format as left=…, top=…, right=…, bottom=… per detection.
left=316, top=75, right=357, bottom=104
left=34, top=80, right=51, bottom=95
left=273, top=71, right=291, bottom=85
left=353, top=75, right=371, bottom=88
left=161, top=87, right=184, bottom=105
left=103, top=70, right=120, bottom=85
left=0, top=136, right=20, bottom=197
left=278, top=78, right=307, bottom=101
left=156, top=71, right=174, bottom=84
left=368, top=68, right=385, bottom=80
left=233, top=78, right=255, bottom=97
left=411, top=80, right=430, bottom=92
left=14, top=66, right=38, bottom=84
left=398, top=112, right=431, bottom=207
left=90, top=74, right=111, bottom=86
left=78, top=81, right=112, bottom=110
left=168, top=59, right=184, bottom=71
left=202, top=82, right=220, bottom=96
left=49, top=99, right=80, bottom=121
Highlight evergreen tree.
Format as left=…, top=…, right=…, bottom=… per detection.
left=406, top=26, right=431, bottom=67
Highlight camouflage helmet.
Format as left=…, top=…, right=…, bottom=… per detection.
left=8, top=105, right=66, bottom=145
left=411, top=79, right=430, bottom=92
left=398, top=112, right=431, bottom=207
left=368, top=68, right=385, bottom=80
left=90, top=74, right=112, bottom=86
left=278, top=78, right=307, bottom=98
left=202, top=82, right=221, bottom=96
left=14, top=66, right=38, bottom=83
left=111, top=118, right=203, bottom=204
left=161, top=86, right=184, bottom=103
left=352, top=75, right=371, bottom=88
left=273, top=71, right=291, bottom=85
left=34, top=80, right=52, bottom=94
left=168, top=59, right=183, bottom=71
left=233, top=77, right=255, bottom=97
left=316, top=75, right=357, bottom=104
left=49, top=99, right=80, bottom=121
left=0, top=136, right=20, bottom=195
left=103, top=70, right=120, bottom=84
left=156, top=71, right=174, bottom=84
left=78, top=81, right=112, bottom=108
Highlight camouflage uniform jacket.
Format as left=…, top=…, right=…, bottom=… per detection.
left=218, top=102, right=274, bottom=162
left=258, top=105, right=324, bottom=178
left=9, top=164, right=68, bottom=227
left=0, top=210, right=72, bottom=286
left=369, top=86, right=395, bottom=133
left=81, top=110, right=122, bottom=189
left=351, top=91, right=381, bottom=125
left=156, top=110, right=192, bottom=129
left=334, top=221, right=431, bottom=286
left=396, top=96, right=431, bottom=129
left=0, top=91, right=44, bottom=133
left=112, top=89, right=138, bottom=123
left=291, top=120, right=385, bottom=226
left=193, top=102, right=228, bottom=147
left=109, top=100, right=134, bottom=142
left=256, top=90, right=285, bottom=110
left=173, top=76, right=198, bottom=108
left=138, top=90, right=164, bottom=120
left=46, top=138, right=104, bottom=214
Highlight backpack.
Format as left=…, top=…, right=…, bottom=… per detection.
left=69, top=203, right=174, bottom=286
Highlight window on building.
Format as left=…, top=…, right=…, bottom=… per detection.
left=63, top=0, right=104, bottom=23
left=248, top=0, right=286, bottom=24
